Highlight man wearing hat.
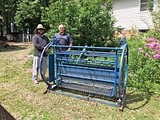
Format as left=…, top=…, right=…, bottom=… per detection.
left=32, top=24, right=50, bottom=84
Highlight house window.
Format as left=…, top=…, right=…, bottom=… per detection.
left=140, top=0, right=154, bottom=11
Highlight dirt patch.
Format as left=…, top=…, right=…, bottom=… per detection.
left=7, top=42, right=32, bottom=47
left=0, top=41, right=9, bottom=47
left=0, top=41, right=32, bottom=47
left=0, top=41, right=32, bottom=53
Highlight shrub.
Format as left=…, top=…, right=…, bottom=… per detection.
left=128, top=37, right=160, bottom=94
left=41, top=0, right=115, bottom=46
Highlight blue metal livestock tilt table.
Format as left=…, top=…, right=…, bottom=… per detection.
left=40, top=37, right=128, bottom=111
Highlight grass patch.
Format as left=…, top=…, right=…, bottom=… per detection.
left=0, top=43, right=160, bottom=120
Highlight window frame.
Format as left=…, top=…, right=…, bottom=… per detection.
left=140, top=0, right=154, bottom=11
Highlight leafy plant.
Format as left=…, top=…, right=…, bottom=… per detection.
left=14, top=0, right=49, bottom=33
left=14, top=0, right=42, bottom=32
left=147, top=0, right=160, bottom=40
left=128, top=37, right=160, bottom=94
left=41, top=0, right=115, bottom=46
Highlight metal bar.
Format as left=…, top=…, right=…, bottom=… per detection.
left=56, top=51, right=119, bottom=57
left=59, top=74, right=117, bottom=84
left=49, top=89, right=118, bottom=107
left=76, top=45, right=87, bottom=64
left=53, top=45, right=59, bottom=86
left=58, top=64, right=115, bottom=72
left=57, top=58, right=116, bottom=65
left=113, top=51, right=118, bottom=97
left=51, top=45, right=123, bottom=50
left=49, top=54, right=54, bottom=82
left=59, top=81, right=114, bottom=96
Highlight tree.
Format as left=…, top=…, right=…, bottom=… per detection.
left=41, top=0, right=115, bottom=46
left=0, top=0, right=20, bottom=34
left=14, top=0, right=43, bottom=33
left=147, top=0, right=160, bottom=40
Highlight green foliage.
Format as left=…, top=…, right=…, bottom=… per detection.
left=14, top=0, right=42, bottom=32
left=148, top=0, right=154, bottom=11
left=0, top=0, right=20, bottom=33
left=147, top=0, right=160, bottom=40
left=28, top=48, right=34, bottom=55
left=42, top=0, right=115, bottom=46
left=145, top=28, right=160, bottom=40
left=150, top=8, right=160, bottom=30
left=0, top=0, right=50, bottom=33
left=24, top=58, right=33, bottom=68
left=0, top=59, right=20, bottom=79
left=128, top=37, right=160, bottom=94
left=24, top=49, right=34, bottom=68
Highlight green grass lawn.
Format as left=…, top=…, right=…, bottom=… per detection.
left=0, top=43, right=160, bottom=120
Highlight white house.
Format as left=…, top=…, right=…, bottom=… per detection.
left=113, top=0, right=159, bottom=31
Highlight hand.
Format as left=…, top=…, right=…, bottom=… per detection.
left=45, top=48, right=50, bottom=54
left=67, top=48, right=71, bottom=51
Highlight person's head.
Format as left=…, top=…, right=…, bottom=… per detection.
left=35, top=24, right=46, bottom=35
left=58, top=24, right=65, bottom=34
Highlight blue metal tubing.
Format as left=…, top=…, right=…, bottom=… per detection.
left=50, top=90, right=119, bottom=107
left=51, top=45, right=123, bottom=50
left=59, top=74, right=117, bottom=84
left=113, top=51, right=118, bottom=96
left=119, top=44, right=128, bottom=82
left=53, top=47, right=59, bottom=86
left=58, top=64, right=115, bottom=72
left=39, top=37, right=128, bottom=108
left=49, top=54, right=54, bottom=82
left=53, top=45, right=125, bottom=97
left=57, top=51, right=118, bottom=58
left=57, top=51, right=119, bottom=54
left=76, top=45, right=87, bottom=64
left=39, top=42, right=53, bottom=86
left=56, top=58, right=116, bottom=65
left=122, top=46, right=129, bottom=92
left=118, top=44, right=128, bottom=96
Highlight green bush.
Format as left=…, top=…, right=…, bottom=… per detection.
left=145, top=29, right=160, bottom=41
left=41, top=0, right=115, bottom=46
left=128, top=37, right=160, bottom=94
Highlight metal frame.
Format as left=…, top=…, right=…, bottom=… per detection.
left=40, top=37, right=128, bottom=110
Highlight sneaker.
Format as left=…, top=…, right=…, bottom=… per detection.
left=51, top=84, right=57, bottom=89
left=49, top=81, right=54, bottom=85
left=33, top=80, right=39, bottom=84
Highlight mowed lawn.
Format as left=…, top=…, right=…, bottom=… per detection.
left=0, top=43, right=160, bottom=120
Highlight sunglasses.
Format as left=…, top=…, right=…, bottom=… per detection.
left=38, top=29, right=45, bottom=30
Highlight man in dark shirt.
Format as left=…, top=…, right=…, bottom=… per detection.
left=54, top=24, right=73, bottom=51
left=32, top=24, right=49, bottom=84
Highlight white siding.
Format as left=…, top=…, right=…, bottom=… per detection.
left=113, top=0, right=154, bottom=30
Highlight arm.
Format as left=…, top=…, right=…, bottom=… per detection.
left=45, top=36, right=51, bottom=52
left=68, top=42, right=73, bottom=51
left=32, top=35, right=44, bottom=49
left=67, top=34, right=73, bottom=51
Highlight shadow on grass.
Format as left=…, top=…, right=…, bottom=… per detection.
left=125, top=90, right=151, bottom=110
left=0, top=45, right=27, bottom=52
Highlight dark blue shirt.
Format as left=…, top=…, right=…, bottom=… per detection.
left=54, top=33, right=73, bottom=45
